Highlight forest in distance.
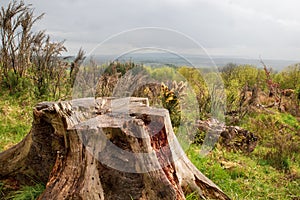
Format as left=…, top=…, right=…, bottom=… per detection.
left=0, top=1, right=299, bottom=200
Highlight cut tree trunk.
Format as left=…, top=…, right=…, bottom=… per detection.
left=0, top=97, right=230, bottom=200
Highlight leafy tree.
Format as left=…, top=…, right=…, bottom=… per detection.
left=220, top=64, right=266, bottom=123
left=178, top=66, right=209, bottom=119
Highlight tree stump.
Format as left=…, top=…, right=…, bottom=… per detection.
left=0, top=97, right=230, bottom=200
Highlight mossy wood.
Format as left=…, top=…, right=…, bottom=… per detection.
left=0, top=97, right=230, bottom=200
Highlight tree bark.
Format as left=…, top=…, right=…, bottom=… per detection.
left=0, top=97, right=230, bottom=200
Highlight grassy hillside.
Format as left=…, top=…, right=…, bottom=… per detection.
left=1, top=93, right=299, bottom=200
left=0, top=63, right=299, bottom=199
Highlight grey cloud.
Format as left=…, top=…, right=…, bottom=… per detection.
left=1, top=0, right=300, bottom=60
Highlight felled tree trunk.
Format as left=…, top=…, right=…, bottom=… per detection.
left=0, top=97, right=230, bottom=200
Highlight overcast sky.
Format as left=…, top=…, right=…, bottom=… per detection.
left=2, top=0, right=300, bottom=60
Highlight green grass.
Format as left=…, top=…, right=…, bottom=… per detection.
left=6, top=184, right=45, bottom=200
left=279, top=113, right=300, bottom=130
left=0, top=92, right=45, bottom=200
left=186, top=109, right=300, bottom=199
left=185, top=191, right=200, bottom=200
left=0, top=181, right=5, bottom=197
left=187, top=145, right=300, bottom=200
left=0, top=92, right=33, bottom=151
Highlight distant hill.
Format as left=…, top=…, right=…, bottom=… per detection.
left=66, top=53, right=300, bottom=71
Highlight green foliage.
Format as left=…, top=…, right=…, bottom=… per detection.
left=1, top=71, right=32, bottom=96
left=192, top=130, right=206, bottom=145
left=221, top=64, right=263, bottom=89
left=221, top=64, right=266, bottom=113
left=160, top=82, right=182, bottom=128
left=145, top=65, right=179, bottom=81
left=280, top=113, right=300, bottom=130
left=104, top=61, right=137, bottom=76
left=7, top=183, right=45, bottom=200
left=241, top=112, right=300, bottom=171
left=178, top=66, right=210, bottom=119
left=275, top=63, right=300, bottom=89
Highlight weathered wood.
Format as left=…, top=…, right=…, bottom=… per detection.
left=0, top=104, right=63, bottom=184
left=0, top=97, right=230, bottom=200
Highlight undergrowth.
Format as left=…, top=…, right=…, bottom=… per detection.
left=241, top=110, right=300, bottom=171
left=6, top=184, right=45, bottom=200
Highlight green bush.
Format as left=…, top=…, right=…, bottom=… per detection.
left=242, top=112, right=300, bottom=171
